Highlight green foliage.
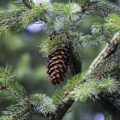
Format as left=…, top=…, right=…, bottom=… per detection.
left=93, top=48, right=120, bottom=78
left=0, top=1, right=82, bottom=35
left=0, top=0, right=120, bottom=36
left=63, top=3, right=82, bottom=14
left=105, top=14, right=120, bottom=32
left=52, top=87, right=65, bottom=106
left=32, top=1, right=54, bottom=15
left=0, top=9, right=26, bottom=33
left=0, top=102, right=30, bottom=120
left=0, top=64, right=13, bottom=86
left=83, top=1, right=120, bottom=17
left=70, top=77, right=119, bottom=101
left=52, top=68, right=119, bottom=105
left=0, top=65, right=27, bottom=100
left=30, top=94, right=56, bottom=116
left=1, top=0, right=120, bottom=120
left=68, top=23, right=112, bottom=48
left=39, top=36, right=67, bottom=57
left=52, top=73, right=85, bottom=105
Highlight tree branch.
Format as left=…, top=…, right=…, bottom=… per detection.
left=88, top=32, right=120, bottom=74
left=22, top=0, right=32, bottom=9
left=49, top=32, right=120, bottom=120
left=88, top=32, right=120, bottom=116
left=50, top=99, right=74, bottom=120
left=81, top=0, right=89, bottom=9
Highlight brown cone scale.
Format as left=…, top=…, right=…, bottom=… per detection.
left=46, top=46, right=71, bottom=85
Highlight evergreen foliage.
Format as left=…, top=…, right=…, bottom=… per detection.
left=0, top=0, right=120, bottom=120
left=30, top=94, right=56, bottom=116
left=0, top=65, right=27, bottom=99
left=0, top=102, right=31, bottom=120
left=105, top=14, right=120, bottom=32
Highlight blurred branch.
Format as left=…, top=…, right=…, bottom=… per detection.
left=22, top=0, right=32, bottom=9
left=81, top=0, right=89, bottom=9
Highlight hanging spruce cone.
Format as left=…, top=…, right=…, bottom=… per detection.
left=46, top=46, right=71, bottom=85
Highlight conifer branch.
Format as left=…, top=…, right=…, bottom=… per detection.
left=0, top=1, right=120, bottom=120
left=0, top=102, right=31, bottom=120
left=47, top=21, right=71, bottom=49
left=5, top=87, right=31, bottom=104
left=86, top=32, right=120, bottom=115
left=82, top=1, right=120, bottom=17
left=88, top=32, right=120, bottom=74
left=83, top=7, right=120, bottom=16
left=9, top=106, right=31, bottom=120
left=105, top=14, right=120, bottom=32
left=0, top=65, right=30, bottom=104
left=50, top=32, right=120, bottom=120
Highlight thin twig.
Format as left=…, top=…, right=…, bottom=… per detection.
left=5, top=87, right=31, bottom=104
left=111, top=20, right=120, bottom=26
left=0, top=14, right=21, bottom=20
left=4, top=71, right=7, bottom=88
left=47, top=20, right=71, bottom=48
left=81, top=0, right=89, bottom=9
left=22, top=0, right=32, bottom=9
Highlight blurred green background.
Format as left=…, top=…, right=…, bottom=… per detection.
left=0, top=0, right=119, bottom=120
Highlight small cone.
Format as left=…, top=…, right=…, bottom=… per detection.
left=46, top=46, right=71, bottom=85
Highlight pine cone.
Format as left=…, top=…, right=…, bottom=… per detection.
left=46, top=46, right=71, bottom=85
